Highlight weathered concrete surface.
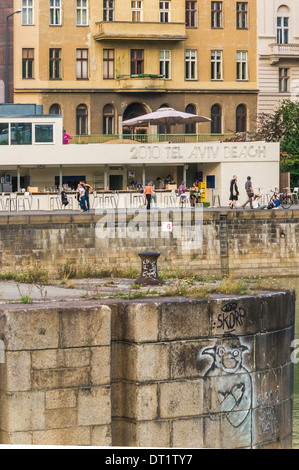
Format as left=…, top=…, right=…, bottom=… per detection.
left=0, top=209, right=299, bottom=277
left=0, top=290, right=295, bottom=448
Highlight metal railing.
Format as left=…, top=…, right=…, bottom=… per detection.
left=70, top=133, right=234, bottom=145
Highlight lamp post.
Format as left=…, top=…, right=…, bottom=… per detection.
left=5, top=9, right=22, bottom=103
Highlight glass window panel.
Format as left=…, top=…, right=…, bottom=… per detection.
left=35, top=124, right=54, bottom=143
left=11, top=123, right=32, bottom=145
left=28, top=9, right=33, bottom=24
left=0, top=124, right=9, bottom=145
left=82, top=61, right=88, bottom=78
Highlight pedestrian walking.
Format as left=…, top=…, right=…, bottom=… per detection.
left=81, top=180, right=92, bottom=212
left=229, top=175, right=239, bottom=209
left=242, top=176, right=254, bottom=210
left=79, top=183, right=88, bottom=212
left=144, top=182, right=153, bottom=210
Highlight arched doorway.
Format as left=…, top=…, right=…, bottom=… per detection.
left=49, top=104, right=61, bottom=115
left=123, top=102, right=147, bottom=121
left=122, top=102, right=148, bottom=136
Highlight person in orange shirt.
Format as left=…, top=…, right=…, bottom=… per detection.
left=144, top=183, right=153, bottom=210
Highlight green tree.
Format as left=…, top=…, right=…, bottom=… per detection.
left=258, top=100, right=299, bottom=187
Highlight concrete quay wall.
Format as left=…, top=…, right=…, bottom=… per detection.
left=0, top=292, right=295, bottom=448
left=0, top=209, right=298, bottom=277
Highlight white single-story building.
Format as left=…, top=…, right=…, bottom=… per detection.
left=0, top=113, right=280, bottom=206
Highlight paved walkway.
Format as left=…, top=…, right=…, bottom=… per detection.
left=1, top=205, right=299, bottom=216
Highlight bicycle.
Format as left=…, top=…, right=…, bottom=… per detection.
left=280, top=187, right=293, bottom=209
left=269, top=187, right=294, bottom=209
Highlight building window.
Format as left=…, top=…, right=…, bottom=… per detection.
left=131, top=50, right=144, bottom=75
left=103, top=49, right=114, bottom=79
left=22, top=49, right=34, bottom=79
left=103, top=0, right=114, bottom=21
left=160, top=1, right=170, bottom=23
left=77, top=0, right=88, bottom=26
left=11, top=123, right=32, bottom=145
left=103, top=104, right=115, bottom=134
left=35, top=124, right=54, bottom=143
left=236, top=2, right=248, bottom=29
left=277, top=16, right=289, bottom=44
left=50, top=0, right=61, bottom=25
left=236, top=104, right=247, bottom=132
left=49, top=48, right=62, bottom=79
left=22, top=0, right=34, bottom=25
left=0, top=124, right=9, bottom=145
left=211, top=50, right=222, bottom=80
left=186, top=1, right=197, bottom=28
left=76, top=49, right=88, bottom=79
left=159, top=50, right=171, bottom=79
left=185, top=50, right=197, bottom=80
left=76, top=105, right=88, bottom=135
left=131, top=1, right=142, bottom=22
left=211, top=104, right=222, bottom=133
left=279, top=68, right=290, bottom=92
left=49, top=104, right=61, bottom=114
left=185, top=104, right=196, bottom=134
left=236, top=51, right=248, bottom=80
left=211, top=2, right=223, bottom=29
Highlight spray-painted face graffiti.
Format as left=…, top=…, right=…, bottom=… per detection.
left=200, top=337, right=249, bottom=375
left=198, top=335, right=253, bottom=440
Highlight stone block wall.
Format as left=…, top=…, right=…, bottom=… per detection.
left=0, top=303, right=112, bottom=446
left=0, top=290, right=295, bottom=448
left=0, top=209, right=299, bottom=277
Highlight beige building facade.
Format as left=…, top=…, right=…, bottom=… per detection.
left=13, top=0, right=258, bottom=138
left=257, top=0, right=299, bottom=115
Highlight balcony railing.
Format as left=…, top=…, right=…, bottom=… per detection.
left=116, top=74, right=166, bottom=91
left=94, top=21, right=187, bottom=42
left=269, top=43, right=299, bottom=64
left=70, top=133, right=234, bottom=145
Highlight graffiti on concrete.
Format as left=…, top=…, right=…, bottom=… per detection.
left=216, top=302, right=247, bottom=333
left=198, top=335, right=253, bottom=432
left=257, top=391, right=279, bottom=440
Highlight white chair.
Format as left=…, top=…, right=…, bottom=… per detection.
left=92, top=191, right=102, bottom=209
left=132, top=194, right=144, bottom=208
left=0, top=193, right=6, bottom=211
left=17, top=192, right=31, bottom=211
left=50, top=196, right=62, bottom=210
left=292, top=188, right=299, bottom=204
left=6, top=193, right=17, bottom=211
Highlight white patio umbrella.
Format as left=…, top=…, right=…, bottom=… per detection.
left=122, top=107, right=211, bottom=136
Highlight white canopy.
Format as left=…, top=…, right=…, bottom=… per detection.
left=122, top=107, right=211, bottom=131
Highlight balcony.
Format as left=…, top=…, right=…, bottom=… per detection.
left=268, top=43, right=299, bottom=64
left=115, top=74, right=166, bottom=92
left=94, top=21, right=187, bottom=42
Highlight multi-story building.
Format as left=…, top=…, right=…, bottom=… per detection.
left=0, top=0, right=13, bottom=103
left=258, top=0, right=299, bottom=115
left=13, top=0, right=258, bottom=138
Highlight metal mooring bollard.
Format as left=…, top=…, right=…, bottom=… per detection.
left=136, top=252, right=164, bottom=285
